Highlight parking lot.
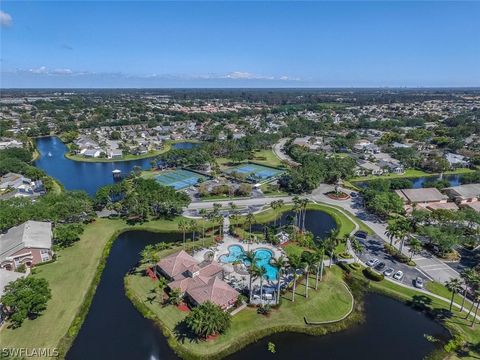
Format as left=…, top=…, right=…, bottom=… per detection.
left=356, top=233, right=427, bottom=288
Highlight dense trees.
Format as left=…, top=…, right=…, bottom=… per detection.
left=53, top=223, right=85, bottom=248
left=94, top=178, right=190, bottom=221
left=184, top=301, right=231, bottom=338
left=0, top=277, right=52, bottom=328
left=0, top=191, right=94, bottom=231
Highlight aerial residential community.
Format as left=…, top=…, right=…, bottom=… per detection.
left=1, top=1, right=480, bottom=360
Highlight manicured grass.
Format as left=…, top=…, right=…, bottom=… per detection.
left=125, top=265, right=353, bottom=359
left=426, top=281, right=467, bottom=308
left=0, top=216, right=213, bottom=357
left=251, top=149, right=285, bottom=168
left=350, top=270, right=480, bottom=360
left=350, top=169, right=430, bottom=182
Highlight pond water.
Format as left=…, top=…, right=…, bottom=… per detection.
left=34, top=136, right=154, bottom=196
left=251, top=209, right=338, bottom=241
left=67, top=230, right=449, bottom=360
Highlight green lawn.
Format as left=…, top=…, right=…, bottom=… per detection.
left=125, top=266, right=353, bottom=359
left=426, top=281, right=468, bottom=308
left=251, top=149, right=286, bottom=168
left=0, top=216, right=213, bottom=357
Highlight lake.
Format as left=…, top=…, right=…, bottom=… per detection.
left=251, top=209, right=338, bottom=241
left=67, top=230, right=449, bottom=360
left=35, top=136, right=154, bottom=196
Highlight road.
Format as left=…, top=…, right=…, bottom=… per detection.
left=309, top=184, right=460, bottom=283
left=272, top=138, right=300, bottom=166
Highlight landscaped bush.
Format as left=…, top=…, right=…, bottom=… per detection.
left=349, top=263, right=361, bottom=271
left=384, top=244, right=416, bottom=266
left=337, top=261, right=352, bottom=274
left=363, top=267, right=384, bottom=282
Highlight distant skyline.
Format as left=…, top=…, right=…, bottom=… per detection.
left=1, top=1, right=479, bottom=88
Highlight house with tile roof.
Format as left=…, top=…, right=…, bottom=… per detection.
left=156, top=250, right=239, bottom=310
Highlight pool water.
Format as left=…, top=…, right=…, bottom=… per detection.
left=218, top=245, right=278, bottom=281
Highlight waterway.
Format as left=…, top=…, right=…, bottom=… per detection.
left=67, top=230, right=449, bottom=360
left=34, top=137, right=201, bottom=196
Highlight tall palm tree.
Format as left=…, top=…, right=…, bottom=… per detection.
left=351, top=238, right=363, bottom=263
left=460, top=268, right=476, bottom=312
left=465, top=272, right=480, bottom=319
left=198, top=208, right=208, bottom=246
left=301, top=252, right=315, bottom=298
left=245, top=212, right=256, bottom=246
left=277, top=199, right=284, bottom=226
left=314, top=245, right=325, bottom=287
left=244, top=251, right=256, bottom=301
left=288, top=254, right=302, bottom=302
left=271, top=255, right=287, bottom=305
left=300, top=198, right=309, bottom=232
left=385, top=222, right=400, bottom=247
left=445, top=278, right=463, bottom=311
left=471, top=290, right=480, bottom=327
left=178, top=219, right=188, bottom=249
left=408, top=238, right=422, bottom=261
left=270, top=200, right=280, bottom=226
left=252, top=265, right=267, bottom=305
left=189, top=219, right=198, bottom=243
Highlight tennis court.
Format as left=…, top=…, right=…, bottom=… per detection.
left=154, top=169, right=206, bottom=190
left=225, top=163, right=284, bottom=183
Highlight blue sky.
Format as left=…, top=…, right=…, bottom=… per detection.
left=1, top=1, right=479, bottom=88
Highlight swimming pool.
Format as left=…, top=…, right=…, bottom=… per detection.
left=218, top=245, right=278, bottom=281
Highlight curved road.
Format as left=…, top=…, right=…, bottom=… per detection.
left=272, top=138, right=300, bottom=166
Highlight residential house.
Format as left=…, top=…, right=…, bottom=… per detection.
left=156, top=250, right=239, bottom=310
left=355, top=160, right=383, bottom=176
left=443, top=184, right=480, bottom=205
left=445, top=153, right=469, bottom=168
left=0, top=138, right=23, bottom=150
left=0, top=221, right=53, bottom=271
left=395, top=188, right=455, bottom=212
left=82, top=149, right=102, bottom=158
left=107, top=149, right=123, bottom=159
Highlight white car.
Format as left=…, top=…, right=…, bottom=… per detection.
left=415, top=277, right=424, bottom=288
left=366, top=259, right=379, bottom=267
left=384, top=268, right=395, bottom=277
left=393, top=271, right=404, bottom=281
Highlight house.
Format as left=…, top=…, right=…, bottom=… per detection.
left=156, top=250, right=239, bottom=310
left=395, top=188, right=449, bottom=205
left=0, top=173, right=44, bottom=198
left=0, top=221, right=53, bottom=271
left=378, top=160, right=405, bottom=175
left=82, top=149, right=102, bottom=158
left=443, top=184, right=480, bottom=204
left=445, top=153, right=469, bottom=168
left=0, top=173, right=31, bottom=190
left=107, top=149, right=123, bottom=159
left=0, top=138, right=23, bottom=150
left=355, top=160, right=383, bottom=176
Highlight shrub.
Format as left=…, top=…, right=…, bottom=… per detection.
left=384, top=244, right=416, bottom=266
left=363, top=267, right=384, bottom=282
left=257, top=304, right=272, bottom=316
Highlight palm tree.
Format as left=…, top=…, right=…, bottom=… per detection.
left=288, top=254, right=302, bottom=302
left=270, top=200, right=280, bottom=226
left=178, top=219, right=188, bottom=249
left=385, top=222, right=400, bottom=247
left=271, top=255, right=287, bottom=305
left=314, top=245, right=325, bottom=288
left=244, top=251, right=256, bottom=301
left=465, top=273, right=480, bottom=319
left=188, top=219, right=198, bottom=244
left=276, top=199, right=284, bottom=226
left=460, top=268, right=476, bottom=312
left=245, top=212, right=256, bottom=246
left=140, top=244, right=158, bottom=268
left=408, top=238, right=422, bottom=261
left=156, top=277, right=168, bottom=304
left=471, top=290, right=480, bottom=327
left=199, top=208, right=208, bottom=246
left=445, top=278, right=463, bottom=311
left=300, top=198, right=309, bottom=232
left=301, top=252, right=315, bottom=298
left=351, top=238, right=363, bottom=263
left=252, top=265, right=267, bottom=305
left=292, top=196, right=301, bottom=229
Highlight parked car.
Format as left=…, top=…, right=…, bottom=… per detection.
left=375, top=262, right=386, bottom=271
left=414, top=277, right=424, bottom=288
left=366, top=258, right=379, bottom=267
left=384, top=268, right=395, bottom=277
left=354, top=231, right=367, bottom=240
left=393, top=271, right=404, bottom=280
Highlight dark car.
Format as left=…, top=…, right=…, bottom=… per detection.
left=375, top=262, right=386, bottom=271
left=354, top=231, right=367, bottom=240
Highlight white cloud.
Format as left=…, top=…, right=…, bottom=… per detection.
left=0, top=10, right=12, bottom=27
left=29, top=66, right=49, bottom=74
left=52, top=68, right=73, bottom=75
